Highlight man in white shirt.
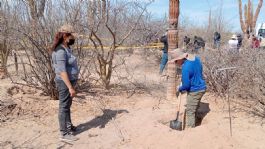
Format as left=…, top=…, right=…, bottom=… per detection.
left=228, top=34, right=239, bottom=54
left=228, top=35, right=238, bottom=48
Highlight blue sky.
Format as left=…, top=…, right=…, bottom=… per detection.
left=148, top=0, right=265, bottom=32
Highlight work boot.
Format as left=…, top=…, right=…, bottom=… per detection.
left=69, top=125, right=80, bottom=135
left=60, top=133, right=79, bottom=142
left=71, top=125, right=78, bottom=132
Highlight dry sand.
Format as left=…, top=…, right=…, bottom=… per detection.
left=0, top=50, right=265, bottom=149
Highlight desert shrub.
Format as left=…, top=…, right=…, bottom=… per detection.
left=200, top=47, right=265, bottom=117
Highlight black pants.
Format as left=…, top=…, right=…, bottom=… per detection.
left=55, top=79, right=77, bottom=135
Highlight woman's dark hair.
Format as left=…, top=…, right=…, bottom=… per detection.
left=50, top=32, right=64, bottom=53
left=50, top=32, right=71, bottom=53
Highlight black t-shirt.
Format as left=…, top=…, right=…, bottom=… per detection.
left=160, top=35, right=168, bottom=52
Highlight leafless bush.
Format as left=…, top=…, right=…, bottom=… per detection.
left=4, top=0, right=59, bottom=100
left=1, top=0, right=92, bottom=99
left=0, top=0, right=165, bottom=100
left=85, top=0, right=154, bottom=89
left=200, top=48, right=265, bottom=117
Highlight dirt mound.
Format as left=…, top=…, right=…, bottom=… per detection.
left=0, top=83, right=55, bottom=123
left=0, top=99, right=17, bottom=122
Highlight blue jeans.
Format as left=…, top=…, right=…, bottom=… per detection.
left=55, top=79, right=77, bottom=135
left=214, top=40, right=220, bottom=49
left=193, top=47, right=200, bottom=53
left=160, top=52, right=168, bottom=73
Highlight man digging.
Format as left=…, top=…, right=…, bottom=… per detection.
left=169, top=49, right=207, bottom=129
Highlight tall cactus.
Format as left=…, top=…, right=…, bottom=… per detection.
left=167, top=0, right=180, bottom=101
left=238, top=0, right=263, bottom=35
left=27, top=0, right=46, bottom=23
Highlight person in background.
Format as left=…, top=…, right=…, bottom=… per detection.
left=169, top=48, right=206, bottom=128
left=50, top=24, right=79, bottom=142
left=183, top=36, right=191, bottom=49
left=159, top=31, right=168, bottom=75
left=228, top=34, right=239, bottom=53
left=237, top=34, right=243, bottom=49
left=213, top=32, right=221, bottom=49
left=193, top=36, right=205, bottom=53
left=252, top=36, right=260, bottom=49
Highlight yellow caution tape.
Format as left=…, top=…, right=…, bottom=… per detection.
left=82, top=45, right=164, bottom=50
left=81, top=42, right=164, bottom=50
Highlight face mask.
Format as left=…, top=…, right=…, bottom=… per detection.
left=68, top=39, right=75, bottom=46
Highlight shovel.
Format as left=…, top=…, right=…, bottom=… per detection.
left=170, top=93, right=184, bottom=130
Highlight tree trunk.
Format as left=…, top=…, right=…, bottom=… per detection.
left=88, top=0, right=95, bottom=28
left=99, top=63, right=111, bottom=89
left=238, top=0, right=263, bottom=36
left=253, top=0, right=263, bottom=29
left=27, top=0, right=46, bottom=21
left=37, top=0, right=46, bottom=18
left=0, top=4, right=8, bottom=79
left=167, top=0, right=180, bottom=101
left=102, top=0, right=107, bottom=20
left=0, top=42, right=8, bottom=79
left=238, top=0, right=246, bottom=34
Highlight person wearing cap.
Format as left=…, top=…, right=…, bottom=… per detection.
left=252, top=36, right=260, bottom=49
left=50, top=24, right=79, bottom=142
left=169, top=49, right=206, bottom=128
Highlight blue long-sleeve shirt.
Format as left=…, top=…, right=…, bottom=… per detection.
left=178, top=56, right=206, bottom=92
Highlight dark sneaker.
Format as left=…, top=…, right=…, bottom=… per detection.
left=60, top=134, right=79, bottom=142
left=71, top=125, right=78, bottom=132
left=69, top=126, right=80, bottom=135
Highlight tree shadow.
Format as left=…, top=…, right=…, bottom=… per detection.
left=75, top=109, right=129, bottom=135
left=196, top=102, right=211, bottom=126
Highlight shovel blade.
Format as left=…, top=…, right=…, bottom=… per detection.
left=170, top=120, right=183, bottom=131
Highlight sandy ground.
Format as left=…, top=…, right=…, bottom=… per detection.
left=1, top=50, right=265, bottom=149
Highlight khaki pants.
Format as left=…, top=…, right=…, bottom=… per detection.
left=185, top=90, right=206, bottom=128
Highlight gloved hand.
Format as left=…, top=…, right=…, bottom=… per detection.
left=176, top=90, right=185, bottom=97
left=176, top=83, right=183, bottom=97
